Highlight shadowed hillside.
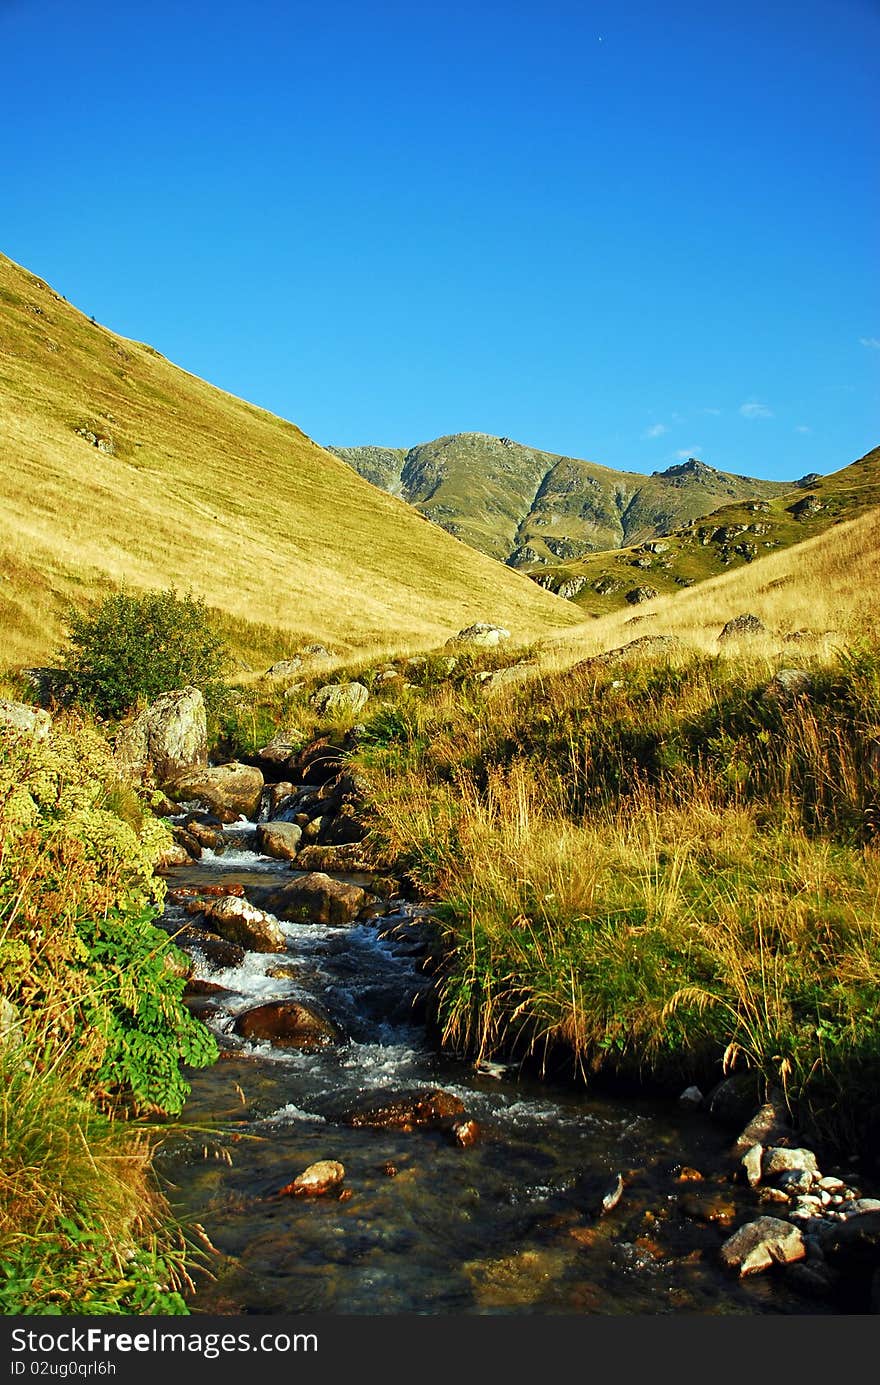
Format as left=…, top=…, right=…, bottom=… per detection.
left=0, top=254, right=579, bottom=669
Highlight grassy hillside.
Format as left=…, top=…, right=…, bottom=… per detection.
left=0, top=254, right=578, bottom=670
left=325, top=509, right=880, bottom=1158
left=534, top=502, right=880, bottom=671
left=329, top=434, right=791, bottom=565
left=530, top=445, right=880, bottom=616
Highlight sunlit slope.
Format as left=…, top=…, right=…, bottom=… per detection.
left=0, top=253, right=578, bottom=667
left=329, top=435, right=791, bottom=564
left=537, top=504, right=880, bottom=670
left=531, top=445, right=880, bottom=616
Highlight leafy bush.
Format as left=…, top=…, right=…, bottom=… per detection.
left=0, top=717, right=217, bottom=1114
left=59, top=587, right=230, bottom=718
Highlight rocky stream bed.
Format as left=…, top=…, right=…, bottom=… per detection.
left=152, top=751, right=880, bottom=1317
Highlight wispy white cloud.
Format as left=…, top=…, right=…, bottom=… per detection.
left=739, top=400, right=773, bottom=419
left=674, top=447, right=702, bottom=460
left=795, top=425, right=811, bottom=434
left=642, top=423, right=667, bottom=439
left=860, top=336, right=880, bottom=350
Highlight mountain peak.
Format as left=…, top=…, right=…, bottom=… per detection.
left=653, top=457, right=718, bottom=480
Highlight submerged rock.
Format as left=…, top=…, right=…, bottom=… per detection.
left=335, top=1087, right=467, bottom=1131
left=170, top=926, right=246, bottom=971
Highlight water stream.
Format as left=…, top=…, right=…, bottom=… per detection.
left=158, top=832, right=838, bottom=1315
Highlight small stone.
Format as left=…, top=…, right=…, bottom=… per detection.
left=280, top=1159, right=345, bottom=1197
left=818, top=1177, right=846, bottom=1192
left=678, top=1085, right=703, bottom=1107
left=741, top=1144, right=763, bottom=1188
left=676, top=1167, right=704, bottom=1183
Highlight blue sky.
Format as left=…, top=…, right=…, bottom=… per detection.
left=1, top=0, right=877, bottom=480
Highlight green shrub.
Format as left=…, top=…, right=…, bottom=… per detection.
left=0, top=718, right=217, bottom=1114
left=59, top=587, right=230, bottom=718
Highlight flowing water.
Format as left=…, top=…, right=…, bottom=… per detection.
left=158, top=829, right=838, bottom=1316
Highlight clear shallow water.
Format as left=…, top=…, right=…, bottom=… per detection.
left=159, top=844, right=837, bottom=1316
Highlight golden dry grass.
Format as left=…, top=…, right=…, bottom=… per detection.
left=0, top=252, right=578, bottom=669
left=536, top=503, right=880, bottom=672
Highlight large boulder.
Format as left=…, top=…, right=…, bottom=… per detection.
left=234, top=1000, right=343, bottom=1049
left=311, top=682, right=369, bottom=718
left=719, top=613, right=766, bottom=643
left=445, top=623, right=510, bottom=650
left=193, top=895, right=286, bottom=953
left=0, top=699, right=51, bottom=740
left=165, top=761, right=264, bottom=822
left=114, top=687, right=207, bottom=784
left=256, top=821, right=303, bottom=860
left=257, top=872, right=366, bottom=926
left=719, top=1217, right=806, bottom=1276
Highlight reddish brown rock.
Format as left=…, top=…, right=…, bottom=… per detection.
left=337, top=1088, right=467, bottom=1132
left=234, top=1000, right=343, bottom=1049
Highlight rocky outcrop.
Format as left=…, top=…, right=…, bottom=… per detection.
left=114, top=686, right=207, bottom=783
left=445, top=623, right=511, bottom=649
left=311, top=683, right=369, bottom=718
left=165, top=761, right=264, bottom=822
left=0, top=699, right=51, bottom=740
left=719, top=613, right=766, bottom=642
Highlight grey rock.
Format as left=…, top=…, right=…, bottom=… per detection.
left=256, top=821, right=303, bottom=861
left=732, top=1096, right=791, bottom=1153
left=0, top=699, right=51, bottom=740
left=778, top=1168, right=816, bottom=1196
left=311, top=682, right=369, bottom=718
left=445, top=623, right=511, bottom=649
left=741, top=1143, right=763, bottom=1188
left=198, top=895, right=286, bottom=953
left=0, top=996, right=22, bottom=1048
left=719, top=1217, right=806, bottom=1276
left=115, top=686, right=207, bottom=784
left=719, top=613, right=766, bottom=642
left=763, top=1147, right=820, bottom=1180
left=678, top=1084, right=704, bottom=1107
